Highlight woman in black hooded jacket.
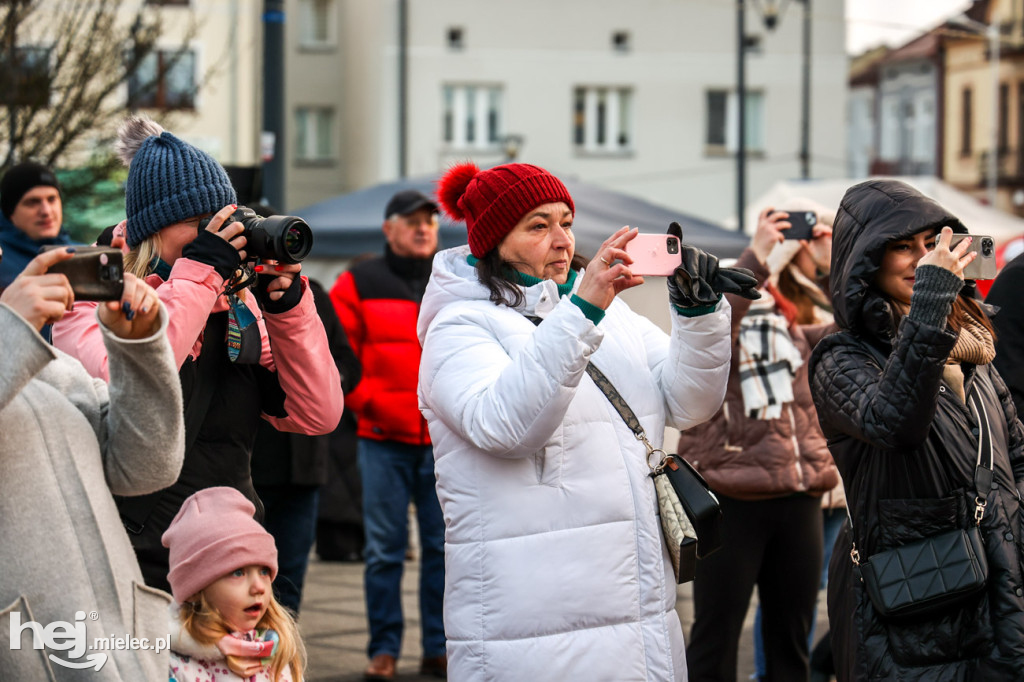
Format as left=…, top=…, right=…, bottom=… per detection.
left=809, top=179, right=1024, bottom=680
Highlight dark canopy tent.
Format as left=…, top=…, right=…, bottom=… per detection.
left=295, top=174, right=749, bottom=261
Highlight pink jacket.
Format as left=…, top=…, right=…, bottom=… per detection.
left=52, top=255, right=342, bottom=436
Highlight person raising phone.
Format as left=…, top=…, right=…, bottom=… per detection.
left=1, top=245, right=185, bottom=679
left=809, top=179, right=1024, bottom=679
left=52, top=116, right=343, bottom=594
left=416, top=161, right=758, bottom=680
left=678, top=201, right=840, bottom=681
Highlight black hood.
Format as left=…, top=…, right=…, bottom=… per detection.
left=830, top=180, right=967, bottom=341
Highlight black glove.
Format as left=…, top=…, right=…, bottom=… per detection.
left=666, top=222, right=760, bottom=308
left=181, top=230, right=241, bottom=280
left=254, top=272, right=303, bottom=313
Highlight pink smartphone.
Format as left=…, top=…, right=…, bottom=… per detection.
left=624, top=233, right=682, bottom=276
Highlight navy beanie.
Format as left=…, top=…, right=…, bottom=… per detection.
left=123, top=131, right=237, bottom=248
left=1, top=161, right=61, bottom=219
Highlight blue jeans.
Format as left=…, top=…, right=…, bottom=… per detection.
left=753, top=506, right=845, bottom=678
left=255, top=485, right=319, bottom=614
left=358, top=439, right=445, bottom=659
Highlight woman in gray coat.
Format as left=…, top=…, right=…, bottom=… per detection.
left=0, top=246, right=184, bottom=680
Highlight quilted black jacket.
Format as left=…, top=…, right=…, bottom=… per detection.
left=808, top=180, right=1024, bottom=680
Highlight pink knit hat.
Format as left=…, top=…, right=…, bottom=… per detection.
left=161, top=487, right=279, bottom=604
left=437, top=162, right=575, bottom=258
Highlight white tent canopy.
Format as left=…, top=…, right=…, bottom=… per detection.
left=736, top=176, right=1024, bottom=250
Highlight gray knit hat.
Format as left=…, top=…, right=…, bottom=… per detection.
left=117, top=116, right=237, bottom=248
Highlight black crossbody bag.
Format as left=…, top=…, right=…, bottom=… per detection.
left=849, top=390, right=993, bottom=620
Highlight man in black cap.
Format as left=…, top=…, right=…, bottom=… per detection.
left=0, top=161, right=71, bottom=288
left=329, top=189, right=446, bottom=681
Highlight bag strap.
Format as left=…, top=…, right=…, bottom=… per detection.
left=967, top=389, right=994, bottom=523
left=524, top=314, right=668, bottom=471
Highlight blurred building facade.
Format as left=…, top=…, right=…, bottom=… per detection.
left=4, top=0, right=849, bottom=227
left=283, top=0, right=850, bottom=224
left=850, top=0, right=1024, bottom=217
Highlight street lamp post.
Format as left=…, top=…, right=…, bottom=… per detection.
left=737, top=0, right=746, bottom=233
left=737, top=0, right=809, bottom=232
left=986, top=22, right=999, bottom=208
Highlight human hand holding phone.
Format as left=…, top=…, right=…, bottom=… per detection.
left=0, top=247, right=76, bottom=331
left=96, top=273, right=162, bottom=340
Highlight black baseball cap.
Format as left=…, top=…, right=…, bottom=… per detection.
left=385, top=189, right=438, bottom=219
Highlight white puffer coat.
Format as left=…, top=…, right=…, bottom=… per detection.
left=417, top=246, right=732, bottom=681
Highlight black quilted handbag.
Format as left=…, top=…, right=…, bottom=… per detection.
left=850, top=392, right=993, bottom=621
left=857, top=525, right=987, bottom=620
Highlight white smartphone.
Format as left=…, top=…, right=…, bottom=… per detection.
left=951, top=234, right=998, bottom=280
left=624, top=233, right=683, bottom=276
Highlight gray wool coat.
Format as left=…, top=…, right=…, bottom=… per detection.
left=0, top=303, right=184, bottom=680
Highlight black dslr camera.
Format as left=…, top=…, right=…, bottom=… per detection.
left=197, top=206, right=313, bottom=264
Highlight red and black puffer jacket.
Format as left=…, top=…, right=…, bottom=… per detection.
left=330, top=247, right=432, bottom=445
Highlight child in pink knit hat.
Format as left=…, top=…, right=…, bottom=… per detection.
left=162, top=487, right=304, bottom=681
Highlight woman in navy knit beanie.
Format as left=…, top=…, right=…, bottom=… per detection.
left=51, top=117, right=344, bottom=648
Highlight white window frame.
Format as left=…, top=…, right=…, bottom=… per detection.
left=705, top=88, right=765, bottom=155
left=573, top=86, right=633, bottom=154
left=295, top=106, right=334, bottom=163
left=298, top=0, right=336, bottom=49
left=442, top=84, right=503, bottom=150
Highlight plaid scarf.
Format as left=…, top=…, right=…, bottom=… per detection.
left=738, top=291, right=804, bottom=419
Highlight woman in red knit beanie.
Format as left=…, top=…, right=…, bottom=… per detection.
left=416, top=161, right=757, bottom=680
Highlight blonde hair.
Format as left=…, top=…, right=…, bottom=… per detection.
left=179, top=590, right=304, bottom=682
left=123, top=233, right=162, bottom=278
left=124, top=229, right=246, bottom=299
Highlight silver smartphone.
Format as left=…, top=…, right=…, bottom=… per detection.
left=951, top=234, right=998, bottom=280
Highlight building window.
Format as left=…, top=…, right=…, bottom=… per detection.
left=705, top=89, right=764, bottom=154
left=447, top=27, right=464, bottom=50
left=573, top=86, right=632, bottom=153
left=442, top=85, right=502, bottom=149
left=295, top=107, right=333, bottom=162
left=0, top=46, right=51, bottom=107
left=961, top=87, right=972, bottom=156
left=128, top=49, right=196, bottom=110
left=299, top=0, right=334, bottom=48
left=612, top=31, right=630, bottom=52
left=911, top=93, right=935, bottom=164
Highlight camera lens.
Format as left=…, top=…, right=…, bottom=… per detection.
left=667, top=238, right=679, bottom=254
left=982, top=238, right=994, bottom=257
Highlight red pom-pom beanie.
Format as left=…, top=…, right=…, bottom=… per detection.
left=437, top=162, right=575, bottom=258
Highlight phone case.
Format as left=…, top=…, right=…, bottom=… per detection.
left=624, top=233, right=682, bottom=276
left=783, top=211, right=817, bottom=241
left=43, top=246, right=125, bottom=301
left=951, top=235, right=998, bottom=280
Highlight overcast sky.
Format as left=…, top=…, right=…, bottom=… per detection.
left=846, top=0, right=972, bottom=54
